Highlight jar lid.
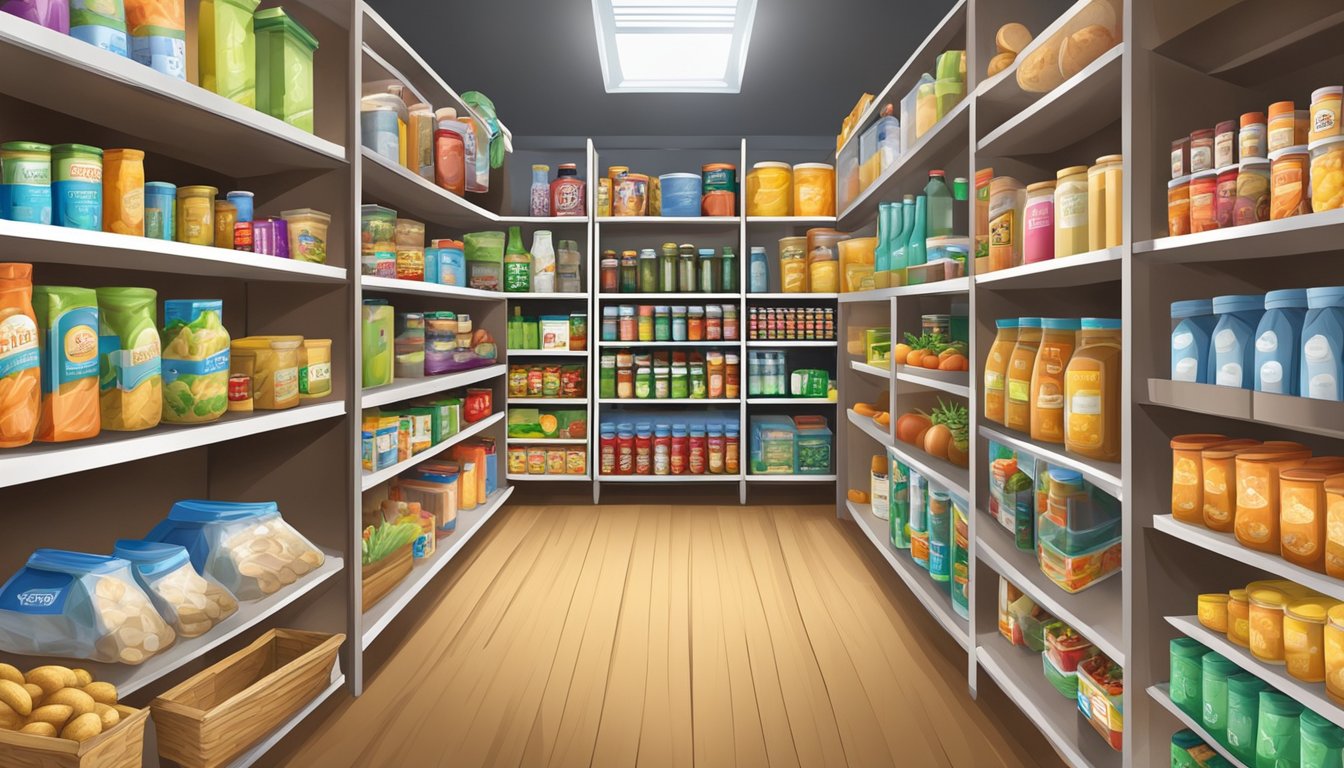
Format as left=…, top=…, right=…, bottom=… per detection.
left=752, top=161, right=790, bottom=170
left=1287, top=597, right=1338, bottom=623
left=1198, top=593, right=1230, bottom=605
left=1313, top=85, right=1344, bottom=99
left=1249, top=588, right=1286, bottom=607
left=1170, top=636, right=1209, bottom=657
left=1026, top=180, right=1056, bottom=192
left=1268, top=100, right=1296, bottom=117
left=1189, top=128, right=1214, bottom=139
left=1095, top=154, right=1124, bottom=164
left=1168, top=175, right=1191, bottom=188
left=1016, top=317, right=1042, bottom=328
left=144, top=181, right=177, bottom=193
left=104, top=148, right=144, bottom=159
left=1330, top=604, right=1344, bottom=628
left=702, top=163, right=736, bottom=171
left=1056, top=165, right=1088, bottom=178
left=1306, top=286, right=1344, bottom=308
left=1264, top=288, right=1308, bottom=309
left=0, top=141, right=50, bottom=153
left=1048, top=468, right=1083, bottom=485
left=1240, top=111, right=1266, bottom=126
left=1218, top=164, right=1239, bottom=174
left=660, top=172, right=699, bottom=181
left=1081, top=318, right=1121, bottom=330
left=177, top=185, right=219, bottom=197
left=1229, top=588, right=1248, bottom=601
left=51, top=143, right=103, bottom=156
left=1168, top=433, right=1229, bottom=449
left=994, top=318, right=1019, bottom=329
left=1240, top=157, right=1271, bottom=168
left=1215, top=120, right=1237, bottom=133
left=1042, top=317, right=1082, bottom=330
left=1170, top=299, right=1212, bottom=318
left=1211, top=294, right=1263, bottom=313
left=1268, top=145, right=1309, bottom=161
left=1190, top=169, right=1219, bottom=181
left=793, top=163, right=834, bottom=171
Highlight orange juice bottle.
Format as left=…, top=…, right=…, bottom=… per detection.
left=983, top=319, right=1018, bottom=425
left=1003, top=317, right=1041, bottom=432
left=0, top=263, right=40, bottom=448
left=1064, top=318, right=1123, bottom=462
left=1281, top=458, right=1344, bottom=572
left=1200, top=439, right=1265, bottom=531
left=1235, top=447, right=1312, bottom=553
left=1030, top=318, right=1079, bottom=443
left=1168, top=434, right=1230, bottom=524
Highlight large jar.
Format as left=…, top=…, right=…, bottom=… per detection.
left=1030, top=318, right=1080, bottom=444
left=1280, top=460, right=1344, bottom=573
left=987, top=176, right=1025, bottom=271
left=1004, top=317, right=1041, bottom=433
left=746, top=161, right=791, bottom=217
left=1249, top=586, right=1289, bottom=664
left=1189, top=171, right=1219, bottom=233
left=1271, top=145, right=1311, bottom=219
left=1234, top=446, right=1312, bottom=553
left=1310, top=136, right=1344, bottom=213
left=1168, top=433, right=1231, bottom=525
left=1327, top=604, right=1344, bottom=703
left=1311, top=86, right=1343, bottom=144
left=793, top=163, right=835, bottom=217
left=1089, top=155, right=1123, bottom=250
left=1023, top=181, right=1055, bottom=263
left=778, top=236, right=808, bottom=293
left=1234, top=159, right=1271, bottom=225
left=806, top=228, right=847, bottom=294
left=1327, top=475, right=1344, bottom=579
left=175, top=184, right=218, bottom=246
left=1054, top=166, right=1089, bottom=257
left=983, top=319, right=1019, bottom=425
left=1063, top=318, right=1122, bottom=462
left=1285, top=597, right=1338, bottom=683
left=1199, top=440, right=1263, bottom=532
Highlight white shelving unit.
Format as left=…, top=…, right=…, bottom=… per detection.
left=362, top=412, right=505, bottom=491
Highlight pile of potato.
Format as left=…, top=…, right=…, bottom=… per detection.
left=0, top=663, right=121, bottom=743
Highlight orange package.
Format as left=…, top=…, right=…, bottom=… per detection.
left=33, top=286, right=101, bottom=443
left=0, top=264, right=41, bottom=448
left=102, top=149, right=145, bottom=237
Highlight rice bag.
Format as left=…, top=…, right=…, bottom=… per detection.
left=112, top=539, right=238, bottom=638
left=97, top=286, right=161, bottom=431
left=33, top=286, right=101, bottom=442
left=0, top=550, right=175, bottom=664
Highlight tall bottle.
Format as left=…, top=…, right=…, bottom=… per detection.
left=890, top=195, right=915, bottom=270
left=925, top=170, right=953, bottom=238
left=529, top=164, right=551, bottom=217
left=720, top=246, right=737, bottom=293
left=907, top=195, right=928, bottom=266
left=503, top=226, right=531, bottom=293
left=530, top=230, right=555, bottom=292
left=875, top=203, right=892, bottom=273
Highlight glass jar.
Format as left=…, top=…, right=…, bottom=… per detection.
left=1235, top=159, right=1271, bottom=225
left=599, top=353, right=616, bottom=398
left=670, top=426, right=688, bottom=473
left=619, top=250, right=639, bottom=292
left=670, top=363, right=689, bottom=398
left=1240, top=111, right=1267, bottom=161
left=1268, top=101, right=1297, bottom=155
left=633, top=305, right=651, bottom=342
left=1190, top=128, right=1215, bottom=173
left=707, top=351, right=725, bottom=398
left=747, top=161, right=792, bottom=217
left=1168, top=176, right=1191, bottom=236
left=1090, top=155, right=1123, bottom=250
left=1327, top=604, right=1344, bottom=704
left=635, top=366, right=652, bottom=399
left=689, top=361, right=707, bottom=398
left=1190, top=171, right=1219, bottom=232
left=1199, top=593, right=1231, bottom=633
left=618, top=304, right=636, bottom=341
left=659, top=242, right=678, bottom=292
left=726, top=426, right=740, bottom=474
left=1310, top=136, right=1344, bottom=213
left=1023, top=180, right=1055, bottom=263
left=1285, top=597, right=1336, bottom=683
left=721, top=247, right=737, bottom=293
left=1271, top=146, right=1310, bottom=219
left=983, top=319, right=1019, bottom=425
left=988, top=176, right=1026, bottom=270
left=705, top=304, right=723, bottom=340
left=175, top=184, right=218, bottom=246
left=778, top=236, right=808, bottom=293
left=723, top=305, right=739, bottom=340
left=1311, top=86, right=1343, bottom=144
left=1172, top=136, right=1190, bottom=179
left=600, top=253, right=618, bottom=292
left=601, top=306, right=618, bottom=341
left=707, top=425, right=725, bottom=473
left=1215, top=120, right=1237, bottom=169
left=698, top=248, right=718, bottom=293
left=654, top=305, right=671, bottom=341
left=635, top=428, right=651, bottom=473
left=1030, top=318, right=1081, bottom=444
left=616, top=365, right=635, bottom=399
left=678, top=244, right=697, bottom=292
left=688, top=306, right=705, bottom=341
left=725, top=353, right=740, bottom=398
left=653, top=426, right=671, bottom=475
left=638, top=248, right=658, bottom=292
left=1216, top=165, right=1238, bottom=229
left=1063, top=318, right=1123, bottom=462
left=653, top=365, right=670, bottom=398
left=688, top=427, right=707, bottom=473
left=1004, top=317, right=1041, bottom=432
left=1054, top=166, right=1088, bottom=257
left=671, top=306, right=688, bottom=340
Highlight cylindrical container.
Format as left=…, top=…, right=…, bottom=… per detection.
left=1268, top=101, right=1297, bottom=155
left=637, top=304, right=653, bottom=342
left=175, top=184, right=217, bottom=245
left=143, top=181, right=175, bottom=240
left=1301, top=708, right=1344, bottom=765
left=778, top=236, right=808, bottom=293
left=793, top=163, right=835, bottom=217
left=51, top=143, right=102, bottom=230
left=1087, top=156, right=1117, bottom=250
left=806, top=228, right=846, bottom=294
left=1023, top=181, right=1055, bottom=263
left=1311, top=86, right=1344, bottom=144
left=1215, top=120, right=1237, bottom=169
left=1285, top=597, right=1336, bottom=683
left=1280, top=462, right=1344, bottom=573
left=1215, top=164, right=1238, bottom=229
left=1199, top=593, right=1231, bottom=632
left=1327, top=603, right=1344, bottom=704
left=0, top=141, right=52, bottom=225
left=1102, top=155, right=1123, bottom=248
left=1228, top=589, right=1252, bottom=647
left=360, top=94, right=402, bottom=164
left=1172, top=136, right=1191, bottom=179
left=1063, top=318, right=1123, bottom=462
left=1310, top=136, right=1344, bottom=213
left=1328, top=476, right=1344, bottom=579
left=1240, top=112, right=1267, bottom=161
left=213, top=199, right=236, bottom=248
left=434, top=127, right=466, bottom=196
left=1054, top=166, right=1088, bottom=257
left=224, top=190, right=253, bottom=223
left=1170, top=434, right=1232, bottom=524
left=1190, top=171, right=1219, bottom=232
left=658, top=173, right=701, bottom=217
left=1249, top=587, right=1289, bottom=664
left=1170, top=637, right=1210, bottom=717
left=1235, top=446, right=1312, bottom=552
left=1199, top=440, right=1263, bottom=531
left=613, top=173, right=649, bottom=217
left=701, top=163, right=736, bottom=216
left=1234, top=159, right=1271, bottom=225
left=1270, top=146, right=1310, bottom=219
left=746, top=162, right=791, bottom=216
left=1190, top=128, right=1215, bottom=174
left=1030, top=317, right=1080, bottom=444
left=1202, top=652, right=1241, bottom=744
left=988, top=176, right=1026, bottom=270
left=638, top=248, right=659, bottom=291
left=1167, top=176, right=1191, bottom=236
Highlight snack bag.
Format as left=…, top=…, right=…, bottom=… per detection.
left=113, top=540, right=237, bottom=638
left=33, top=286, right=101, bottom=442
left=160, top=299, right=229, bottom=424
left=124, top=0, right=186, bottom=79
left=0, top=263, right=40, bottom=448
left=97, top=286, right=161, bottom=431
left=0, top=550, right=175, bottom=664
left=145, top=500, right=325, bottom=600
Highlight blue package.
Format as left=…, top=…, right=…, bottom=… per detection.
left=1302, top=286, right=1344, bottom=401
left=1211, top=294, right=1264, bottom=389
left=1253, top=289, right=1308, bottom=394
left=1171, top=299, right=1216, bottom=383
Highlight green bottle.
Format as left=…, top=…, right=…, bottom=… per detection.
left=890, top=195, right=914, bottom=270
left=503, top=225, right=531, bottom=292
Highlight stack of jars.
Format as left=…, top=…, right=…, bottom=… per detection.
left=598, top=243, right=739, bottom=294
left=599, top=303, right=738, bottom=343
left=598, top=350, right=740, bottom=401
left=599, top=420, right=741, bottom=476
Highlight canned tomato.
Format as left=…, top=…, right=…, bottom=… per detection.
left=0, top=141, right=52, bottom=224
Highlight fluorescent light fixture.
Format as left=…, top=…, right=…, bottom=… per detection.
left=593, top=0, right=757, bottom=93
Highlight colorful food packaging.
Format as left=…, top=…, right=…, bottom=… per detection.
left=33, top=286, right=101, bottom=442
left=160, top=299, right=229, bottom=423
left=125, top=0, right=186, bottom=78
left=96, top=286, right=161, bottom=431
left=0, top=263, right=40, bottom=448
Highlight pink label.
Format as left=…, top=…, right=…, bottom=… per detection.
left=1023, top=199, right=1054, bottom=263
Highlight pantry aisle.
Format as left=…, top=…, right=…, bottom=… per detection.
left=271, top=502, right=1058, bottom=767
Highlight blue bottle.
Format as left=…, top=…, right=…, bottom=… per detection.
left=1210, top=294, right=1264, bottom=389
left=748, top=246, right=769, bottom=293
left=1301, top=286, right=1344, bottom=401
left=1253, top=289, right=1308, bottom=394
left=1171, top=299, right=1217, bottom=383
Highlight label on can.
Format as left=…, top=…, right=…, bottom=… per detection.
left=0, top=152, right=52, bottom=225
left=53, top=155, right=102, bottom=230
left=702, top=167, right=736, bottom=193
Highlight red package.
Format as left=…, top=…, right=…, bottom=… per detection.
left=464, top=388, right=492, bottom=423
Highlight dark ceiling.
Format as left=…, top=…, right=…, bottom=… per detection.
left=365, top=0, right=958, bottom=138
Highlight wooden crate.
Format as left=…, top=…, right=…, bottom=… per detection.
left=361, top=543, right=413, bottom=610
left=0, top=705, right=147, bottom=768
left=150, top=629, right=344, bottom=768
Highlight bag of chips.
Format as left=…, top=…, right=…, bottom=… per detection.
left=97, top=286, right=161, bottom=431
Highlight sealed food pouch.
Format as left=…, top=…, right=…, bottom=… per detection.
left=0, top=263, right=40, bottom=448
left=0, top=549, right=175, bottom=664
left=112, top=540, right=237, bottom=638
left=160, top=299, right=229, bottom=424
left=124, top=0, right=186, bottom=79
left=145, top=499, right=325, bottom=600
left=33, top=286, right=101, bottom=442
left=97, top=286, right=161, bottom=431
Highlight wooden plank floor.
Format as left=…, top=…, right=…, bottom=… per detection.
left=277, top=504, right=1060, bottom=767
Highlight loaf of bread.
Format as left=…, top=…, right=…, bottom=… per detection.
left=1059, top=24, right=1115, bottom=79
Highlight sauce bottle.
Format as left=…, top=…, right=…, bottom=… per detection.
left=503, top=226, right=532, bottom=293
left=1004, top=317, right=1042, bottom=432
left=550, top=163, right=586, bottom=217
left=1030, top=318, right=1080, bottom=444
left=983, top=319, right=1018, bottom=425
left=1063, top=318, right=1123, bottom=462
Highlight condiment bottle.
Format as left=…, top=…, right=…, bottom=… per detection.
left=550, top=163, right=586, bottom=217
left=1064, top=318, right=1123, bottom=462
left=1004, top=317, right=1041, bottom=432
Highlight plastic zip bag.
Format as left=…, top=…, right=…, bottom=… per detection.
left=113, top=540, right=238, bottom=638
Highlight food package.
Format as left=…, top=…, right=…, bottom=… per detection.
left=112, top=539, right=237, bottom=638
left=145, top=500, right=325, bottom=600
left=230, top=335, right=302, bottom=410
left=96, top=287, right=161, bottom=431
left=464, top=230, right=505, bottom=291
left=391, top=474, right=459, bottom=533
left=0, top=550, right=175, bottom=664
left=33, top=286, right=101, bottom=442
left=361, top=299, right=393, bottom=388
left=0, top=263, right=41, bottom=448
left=125, top=0, right=187, bottom=78
left=160, top=299, right=229, bottom=424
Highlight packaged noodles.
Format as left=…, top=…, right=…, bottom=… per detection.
left=0, top=263, right=40, bottom=448
left=160, top=299, right=230, bottom=424
left=33, top=286, right=101, bottom=442
left=97, top=287, right=161, bottom=431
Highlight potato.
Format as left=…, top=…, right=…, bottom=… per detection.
left=18, top=721, right=56, bottom=737
left=60, top=712, right=102, bottom=743
left=27, top=704, right=73, bottom=728
left=987, top=52, right=1016, bottom=77
left=45, top=688, right=95, bottom=717
left=0, top=663, right=22, bottom=686
left=0, top=680, right=32, bottom=717
left=26, top=666, right=75, bottom=696
left=94, top=703, right=120, bottom=729
left=996, top=22, right=1032, bottom=54
left=23, top=683, right=44, bottom=703
left=71, top=668, right=93, bottom=688
left=83, top=682, right=118, bottom=706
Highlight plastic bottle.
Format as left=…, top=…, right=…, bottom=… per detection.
left=617, top=426, right=635, bottom=474
left=671, top=425, right=688, bottom=474
left=707, top=425, right=725, bottom=474
left=635, top=425, right=653, bottom=475
left=924, top=170, right=953, bottom=238
left=529, top=164, right=550, bottom=217
left=699, top=248, right=718, bottom=293
left=653, top=425, right=671, bottom=475
left=907, top=194, right=928, bottom=266
left=599, top=425, right=616, bottom=475
left=721, top=247, right=738, bottom=293
left=530, top=230, right=555, bottom=293
left=875, top=202, right=893, bottom=274
left=890, top=196, right=914, bottom=269
left=749, top=246, right=769, bottom=293
left=502, top=226, right=531, bottom=293
left=1302, top=286, right=1344, bottom=401
left=725, top=425, right=740, bottom=474
left=689, top=426, right=707, bottom=474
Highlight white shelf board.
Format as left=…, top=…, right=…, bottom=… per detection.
left=889, top=442, right=970, bottom=500
left=746, top=292, right=840, bottom=300
left=1134, top=208, right=1344, bottom=264
left=1167, top=615, right=1344, bottom=730
left=360, top=275, right=504, bottom=300
left=745, top=340, right=837, bottom=348
left=506, top=349, right=589, bottom=357
left=976, top=45, right=1124, bottom=157
left=224, top=671, right=346, bottom=768
left=837, top=277, right=971, bottom=303
left=360, top=147, right=499, bottom=229
left=360, top=364, right=506, bottom=408
left=596, top=216, right=740, bottom=226
left=1148, top=684, right=1249, bottom=768
left=847, top=501, right=970, bottom=650
left=847, top=408, right=893, bottom=448
left=362, top=486, right=514, bottom=649
left=747, top=474, right=838, bottom=482
left=1144, top=379, right=1344, bottom=442
left=506, top=474, right=591, bottom=482
left=0, top=219, right=347, bottom=284
left=1152, top=515, right=1344, bottom=603
left=978, top=424, right=1123, bottom=500
left=976, top=638, right=1121, bottom=768
left=89, top=550, right=343, bottom=696
left=977, top=518, right=1125, bottom=665
left=850, top=360, right=891, bottom=379
left=598, top=398, right=741, bottom=405
left=596, top=340, right=741, bottom=348
left=894, top=366, right=971, bottom=398
left=744, top=216, right=837, bottom=225
left=503, top=292, right=589, bottom=299
left=837, top=99, right=971, bottom=228
left=974, top=247, right=1124, bottom=290
left=597, top=293, right=742, bottom=301
left=507, top=397, right=590, bottom=406
left=361, top=412, right=504, bottom=491
left=746, top=398, right=837, bottom=405
left=0, top=14, right=345, bottom=177
left=0, top=401, right=344, bottom=491
left=493, top=216, right=589, bottom=225
left=599, top=474, right=743, bottom=483
left=504, top=437, right=587, bottom=445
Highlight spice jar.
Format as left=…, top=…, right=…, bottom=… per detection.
left=1190, top=171, right=1219, bottom=232
left=1172, top=136, right=1191, bottom=179
left=1168, top=176, right=1191, bottom=236
left=1268, top=101, right=1297, bottom=155
left=1190, top=128, right=1215, bottom=173
left=1215, top=165, right=1238, bottom=229
left=1234, top=159, right=1271, bottom=225
left=1215, top=120, right=1237, bottom=169
left=1023, top=181, right=1055, bottom=263
left=1270, top=146, right=1310, bottom=219
left=1240, top=112, right=1267, bottom=161
left=1310, top=136, right=1344, bottom=213
left=1229, top=589, right=1251, bottom=647
left=1310, top=86, right=1343, bottom=144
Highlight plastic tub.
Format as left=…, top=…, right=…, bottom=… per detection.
left=254, top=8, right=318, bottom=132
left=1328, top=475, right=1344, bottom=579
left=1270, top=145, right=1310, bottom=219
left=1236, top=446, right=1313, bottom=552
left=659, top=173, right=700, bottom=217
left=1042, top=651, right=1079, bottom=699
left=360, top=204, right=396, bottom=277
left=229, top=335, right=302, bottom=410
left=1198, top=593, right=1230, bottom=633
left=1301, top=286, right=1344, bottom=401
left=1285, top=596, right=1337, bottom=683
left=793, top=163, right=835, bottom=217
left=1301, top=709, right=1344, bottom=766
left=746, top=162, right=791, bottom=217
left=1020, top=613, right=1060, bottom=653
left=1249, top=587, right=1289, bottom=664
left=1326, top=603, right=1344, bottom=704
left=1281, top=462, right=1344, bottom=573
left=1226, top=673, right=1268, bottom=763
left=1170, top=636, right=1209, bottom=717
left=1046, top=624, right=1096, bottom=673
left=280, top=208, right=330, bottom=264
left=1037, top=483, right=1121, bottom=593
left=199, top=0, right=260, bottom=106
left=361, top=94, right=403, bottom=164
left=1197, top=440, right=1262, bottom=531
left=1256, top=692, right=1304, bottom=767
left=1201, top=652, right=1240, bottom=743
left=1077, top=654, right=1123, bottom=752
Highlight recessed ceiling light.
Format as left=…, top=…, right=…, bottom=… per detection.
left=592, top=0, right=757, bottom=93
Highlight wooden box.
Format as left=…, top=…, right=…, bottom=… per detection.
left=0, top=706, right=147, bottom=768
left=151, top=628, right=344, bottom=768
left=361, top=543, right=414, bottom=610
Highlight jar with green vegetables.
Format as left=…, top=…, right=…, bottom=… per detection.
left=670, top=363, right=689, bottom=398
left=639, top=248, right=658, bottom=291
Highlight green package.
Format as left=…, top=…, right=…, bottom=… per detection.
left=1201, top=653, right=1240, bottom=747
left=1170, top=637, right=1210, bottom=719
left=1227, top=674, right=1269, bottom=764
left=159, top=299, right=229, bottom=424
left=888, top=454, right=910, bottom=549
left=413, top=397, right=461, bottom=444
left=96, top=287, right=160, bottom=432
left=1172, top=729, right=1235, bottom=768
left=362, top=299, right=393, bottom=388
left=507, top=408, right=543, bottom=438
left=1255, top=691, right=1303, bottom=768
left=1300, top=709, right=1344, bottom=767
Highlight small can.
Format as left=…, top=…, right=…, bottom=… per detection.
left=51, top=143, right=103, bottom=230
left=226, top=190, right=254, bottom=222
left=233, top=221, right=254, bottom=251
left=143, top=181, right=175, bottom=240
left=0, top=141, right=52, bottom=224
left=227, top=373, right=252, bottom=410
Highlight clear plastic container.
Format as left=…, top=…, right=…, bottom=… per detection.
left=1310, top=136, right=1344, bottom=213
left=198, top=0, right=260, bottom=106
left=1037, top=473, right=1122, bottom=593
left=1055, top=166, right=1089, bottom=256
left=1284, top=596, right=1337, bottom=683
left=280, top=207, right=330, bottom=264
left=361, top=93, right=404, bottom=164
left=793, top=163, right=835, bottom=217
left=1064, top=318, right=1123, bottom=462
left=988, top=176, right=1026, bottom=271
left=254, top=8, right=318, bottom=133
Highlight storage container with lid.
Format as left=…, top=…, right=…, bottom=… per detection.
left=1215, top=164, right=1238, bottom=228
left=253, top=8, right=318, bottom=133
left=1170, top=636, right=1209, bottom=717
left=1171, top=299, right=1216, bottom=383
left=1190, top=128, right=1215, bottom=173
left=1284, top=596, right=1338, bottom=682
left=1248, top=586, right=1290, bottom=663
left=1228, top=588, right=1251, bottom=646
left=1301, top=709, right=1344, bottom=765
left=1327, top=475, right=1344, bottom=579
left=1240, top=111, right=1267, bottom=160
left=1326, top=603, right=1344, bottom=703
left=1003, top=316, right=1041, bottom=432
left=1311, top=136, right=1344, bottom=213
left=1225, top=673, right=1268, bottom=763
left=1064, top=318, right=1122, bottom=462
left=1211, top=294, right=1264, bottom=389
left=1251, top=288, right=1308, bottom=394
left=1045, top=623, right=1096, bottom=673
left=1301, top=286, right=1344, bottom=401
left=1054, top=165, right=1089, bottom=256
left=1169, top=433, right=1230, bottom=523
left=1268, top=101, right=1298, bottom=154
left=1215, top=120, right=1237, bottom=169
left=1234, top=157, right=1271, bottom=225
left=792, top=163, right=835, bottom=217
left=1270, top=145, right=1310, bottom=219
left=1041, top=651, right=1079, bottom=699
left=1311, top=86, right=1343, bottom=143
left=1280, top=460, right=1344, bottom=573
left=199, top=0, right=261, bottom=106
left=1198, top=593, right=1230, bottom=632
left=1030, top=318, right=1080, bottom=444
left=1199, top=439, right=1263, bottom=531
left=1022, top=180, right=1054, bottom=264
left=987, top=176, right=1025, bottom=271
left=1077, top=654, right=1123, bottom=752
left=1167, top=175, right=1190, bottom=236
left=1235, top=445, right=1312, bottom=553
left=360, top=93, right=404, bottom=164
left=745, top=162, right=791, bottom=217
left=1256, top=691, right=1305, bottom=767
left=1036, top=473, right=1121, bottom=593
left=1189, top=170, right=1218, bottom=232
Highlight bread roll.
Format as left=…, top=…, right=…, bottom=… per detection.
left=1016, top=40, right=1063, bottom=92
left=988, top=52, right=1016, bottom=77
left=996, top=23, right=1032, bottom=54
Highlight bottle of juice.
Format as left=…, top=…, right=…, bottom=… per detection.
left=983, top=319, right=1019, bottom=425
left=889, top=195, right=914, bottom=270
left=925, top=170, right=953, bottom=239
left=1004, top=317, right=1042, bottom=433
left=503, top=226, right=531, bottom=293
left=907, top=195, right=928, bottom=266
left=1030, top=318, right=1081, bottom=444
left=1064, top=318, right=1123, bottom=462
